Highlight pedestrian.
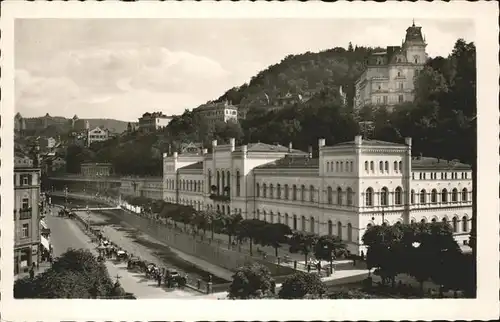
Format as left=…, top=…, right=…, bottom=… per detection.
left=157, top=274, right=161, bottom=287
left=29, top=264, right=35, bottom=279
left=316, top=261, right=321, bottom=273
left=360, top=250, right=365, bottom=261
left=307, top=263, right=311, bottom=273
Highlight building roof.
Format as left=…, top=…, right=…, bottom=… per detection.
left=246, top=142, right=307, bottom=154
left=334, top=139, right=407, bottom=148
left=255, top=155, right=319, bottom=170
left=411, top=157, right=471, bottom=170
left=179, top=161, right=204, bottom=171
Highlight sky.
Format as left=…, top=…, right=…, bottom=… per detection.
left=15, top=19, right=474, bottom=122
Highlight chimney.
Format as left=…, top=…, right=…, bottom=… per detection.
left=318, top=138, right=326, bottom=148
left=354, top=135, right=363, bottom=145
left=308, top=146, right=313, bottom=158
left=288, top=142, right=293, bottom=152
left=229, top=138, right=235, bottom=151
left=405, top=137, right=412, bottom=147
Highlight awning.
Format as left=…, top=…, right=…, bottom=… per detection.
left=40, top=220, right=48, bottom=230
left=40, top=235, right=50, bottom=250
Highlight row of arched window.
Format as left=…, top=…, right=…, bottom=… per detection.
left=326, top=186, right=354, bottom=206
left=364, top=160, right=403, bottom=174
left=256, top=183, right=316, bottom=202
left=414, top=172, right=469, bottom=180
left=365, top=215, right=470, bottom=233
left=165, top=179, right=203, bottom=192
left=207, top=169, right=241, bottom=196
left=325, top=160, right=354, bottom=173
left=254, top=210, right=355, bottom=242
left=363, top=187, right=470, bottom=207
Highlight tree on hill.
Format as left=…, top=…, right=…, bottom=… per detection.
left=278, top=272, right=326, bottom=299
left=228, top=263, right=275, bottom=299
left=288, top=231, right=318, bottom=264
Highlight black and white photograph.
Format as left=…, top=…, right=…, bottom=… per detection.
left=1, top=1, right=498, bottom=321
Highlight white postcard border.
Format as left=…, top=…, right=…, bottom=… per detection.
left=0, top=1, right=498, bottom=321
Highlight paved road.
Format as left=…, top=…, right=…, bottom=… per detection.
left=45, top=208, right=198, bottom=299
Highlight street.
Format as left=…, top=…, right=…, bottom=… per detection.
left=45, top=207, right=199, bottom=299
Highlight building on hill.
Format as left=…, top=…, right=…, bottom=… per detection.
left=14, top=155, right=43, bottom=275
left=163, top=136, right=473, bottom=255
left=180, top=142, right=204, bottom=154
left=354, top=21, right=428, bottom=110
left=138, top=112, right=173, bottom=133
left=194, top=100, right=239, bottom=125
left=87, top=126, right=110, bottom=146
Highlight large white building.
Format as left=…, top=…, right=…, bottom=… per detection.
left=354, top=21, right=428, bottom=110
left=163, top=136, right=473, bottom=255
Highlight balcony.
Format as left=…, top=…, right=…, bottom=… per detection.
left=17, top=208, right=33, bottom=220
left=209, top=186, right=231, bottom=202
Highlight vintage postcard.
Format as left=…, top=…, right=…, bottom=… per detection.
left=0, top=1, right=498, bottom=321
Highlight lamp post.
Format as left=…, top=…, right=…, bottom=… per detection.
left=323, top=244, right=334, bottom=275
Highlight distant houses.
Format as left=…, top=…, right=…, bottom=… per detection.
left=138, top=112, right=173, bottom=133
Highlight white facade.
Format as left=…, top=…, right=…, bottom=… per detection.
left=354, top=22, right=428, bottom=110
left=163, top=136, right=473, bottom=255
left=194, top=101, right=239, bottom=125
left=87, top=126, right=109, bottom=146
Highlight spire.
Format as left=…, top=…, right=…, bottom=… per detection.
left=412, top=19, right=415, bottom=27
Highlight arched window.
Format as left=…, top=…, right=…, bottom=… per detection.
left=452, top=216, right=458, bottom=232
left=328, top=220, right=333, bottom=235
left=292, top=185, right=297, bottom=200
left=380, top=187, right=389, bottom=206
left=441, top=189, right=448, bottom=203
left=462, top=216, right=468, bottom=231
left=310, top=217, right=315, bottom=233
left=365, top=161, right=369, bottom=172
left=284, top=213, right=289, bottom=226
left=370, top=161, right=374, bottom=172
left=256, top=183, right=260, bottom=197
left=226, top=171, right=231, bottom=187
left=301, top=216, right=306, bottom=231
left=379, top=161, right=384, bottom=172
left=270, top=212, right=274, bottom=224
left=398, top=161, right=402, bottom=172
left=284, top=184, right=289, bottom=200
left=452, top=188, right=458, bottom=202
left=309, top=185, right=315, bottom=202
left=462, top=188, right=468, bottom=201
left=337, top=221, right=342, bottom=239
left=337, top=187, right=343, bottom=205
left=366, top=187, right=374, bottom=206
left=256, top=209, right=260, bottom=220
left=236, top=171, right=241, bottom=196
left=269, top=184, right=274, bottom=199
left=326, top=162, right=330, bottom=172
left=277, top=184, right=282, bottom=199
left=431, top=217, right=437, bottom=223
left=431, top=189, right=438, bottom=203
left=347, top=223, right=353, bottom=242
left=216, top=171, right=221, bottom=193
left=221, top=171, right=225, bottom=192
left=347, top=188, right=353, bottom=206
left=194, top=181, right=197, bottom=192
left=208, top=169, right=212, bottom=188
left=301, top=185, right=306, bottom=201
left=263, top=184, right=267, bottom=198
left=420, top=218, right=426, bottom=224
left=395, top=187, right=403, bottom=205
left=367, top=223, right=373, bottom=229
left=293, top=215, right=297, bottom=230
left=393, top=161, right=398, bottom=172
left=420, top=189, right=426, bottom=204
left=385, top=161, right=389, bottom=171
left=340, top=161, right=344, bottom=172
left=327, top=187, right=333, bottom=204
left=410, top=189, right=415, bottom=204
left=410, top=219, right=416, bottom=224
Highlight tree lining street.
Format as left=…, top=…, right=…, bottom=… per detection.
left=45, top=206, right=198, bottom=298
